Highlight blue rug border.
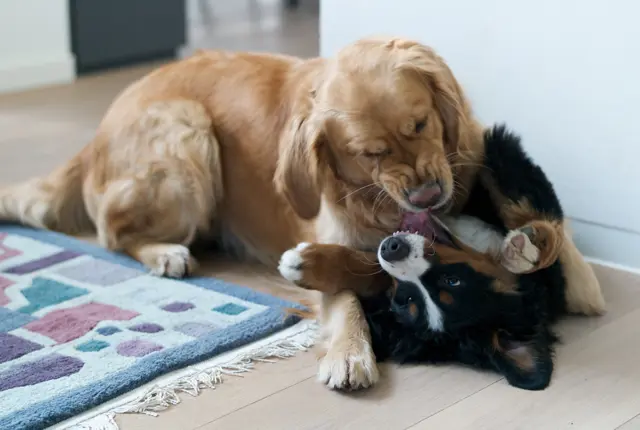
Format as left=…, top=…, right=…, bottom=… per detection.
left=0, top=225, right=303, bottom=430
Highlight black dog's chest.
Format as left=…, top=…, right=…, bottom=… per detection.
left=362, top=259, right=566, bottom=389
left=364, top=293, right=498, bottom=369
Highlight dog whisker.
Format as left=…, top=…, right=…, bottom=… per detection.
left=372, top=189, right=388, bottom=216
left=347, top=267, right=384, bottom=276
left=355, top=256, right=381, bottom=266
left=450, top=162, right=489, bottom=170
left=453, top=180, right=469, bottom=196
left=337, top=183, right=381, bottom=203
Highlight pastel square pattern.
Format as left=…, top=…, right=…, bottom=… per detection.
left=0, top=233, right=21, bottom=263
left=96, top=326, right=121, bottom=336
left=0, top=226, right=298, bottom=430
left=0, top=308, right=36, bottom=332
left=56, top=259, right=142, bottom=286
left=0, top=333, right=42, bottom=363
left=75, top=340, right=110, bottom=352
left=0, top=276, right=15, bottom=306
left=4, top=250, right=79, bottom=275
left=17, top=277, right=89, bottom=314
left=213, top=302, right=249, bottom=315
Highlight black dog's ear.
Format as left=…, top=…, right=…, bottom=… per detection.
left=490, top=330, right=554, bottom=391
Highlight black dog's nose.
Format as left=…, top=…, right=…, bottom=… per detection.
left=380, top=236, right=411, bottom=262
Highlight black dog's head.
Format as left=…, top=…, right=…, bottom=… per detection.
left=375, top=231, right=557, bottom=390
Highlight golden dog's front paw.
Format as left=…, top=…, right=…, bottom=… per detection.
left=278, top=242, right=349, bottom=294
left=135, top=243, right=197, bottom=278
left=278, top=242, right=311, bottom=285
left=317, top=338, right=379, bottom=391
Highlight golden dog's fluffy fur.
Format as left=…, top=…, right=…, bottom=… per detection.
left=0, top=37, right=604, bottom=390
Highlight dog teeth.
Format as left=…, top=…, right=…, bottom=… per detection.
left=394, top=230, right=420, bottom=237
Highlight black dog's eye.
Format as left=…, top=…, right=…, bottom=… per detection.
left=443, top=276, right=461, bottom=287
left=415, top=120, right=427, bottom=134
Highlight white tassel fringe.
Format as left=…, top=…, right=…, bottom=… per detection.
left=63, top=320, right=318, bottom=430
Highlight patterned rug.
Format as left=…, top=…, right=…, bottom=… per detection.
left=0, top=225, right=309, bottom=430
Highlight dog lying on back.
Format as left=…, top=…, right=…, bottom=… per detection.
left=280, top=125, right=574, bottom=390
left=370, top=221, right=566, bottom=390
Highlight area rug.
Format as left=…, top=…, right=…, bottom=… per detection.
left=0, top=225, right=313, bottom=430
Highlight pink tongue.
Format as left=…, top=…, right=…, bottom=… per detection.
left=400, top=211, right=432, bottom=235
left=400, top=210, right=455, bottom=247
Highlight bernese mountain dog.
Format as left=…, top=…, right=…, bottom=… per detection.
left=365, top=124, right=567, bottom=391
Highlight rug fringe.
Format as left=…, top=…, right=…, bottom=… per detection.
left=68, top=320, right=318, bottom=429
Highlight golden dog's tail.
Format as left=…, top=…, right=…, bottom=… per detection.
left=0, top=153, right=92, bottom=234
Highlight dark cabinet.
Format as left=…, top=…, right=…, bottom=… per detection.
left=70, top=0, right=186, bottom=74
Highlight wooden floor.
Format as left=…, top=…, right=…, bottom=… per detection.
left=2, top=1, right=640, bottom=429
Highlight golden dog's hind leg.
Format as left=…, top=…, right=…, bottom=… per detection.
left=95, top=168, right=203, bottom=278
left=93, top=100, right=223, bottom=278
left=559, top=223, right=606, bottom=315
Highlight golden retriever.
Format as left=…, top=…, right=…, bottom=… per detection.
left=0, top=37, right=604, bottom=390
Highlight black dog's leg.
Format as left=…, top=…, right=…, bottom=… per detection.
left=478, top=125, right=565, bottom=273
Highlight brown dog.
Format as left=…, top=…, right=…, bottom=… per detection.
left=0, top=37, right=604, bottom=390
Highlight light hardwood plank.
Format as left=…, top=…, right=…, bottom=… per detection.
left=409, top=308, right=640, bottom=430
left=558, top=264, right=640, bottom=344
left=186, top=265, right=640, bottom=430
left=116, top=351, right=318, bottom=430
left=0, top=131, right=96, bottom=183
left=200, top=364, right=501, bottom=430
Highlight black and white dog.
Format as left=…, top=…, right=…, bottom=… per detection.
left=365, top=125, right=569, bottom=390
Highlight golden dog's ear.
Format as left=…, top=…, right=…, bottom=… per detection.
left=275, top=114, right=326, bottom=219
left=392, top=40, right=470, bottom=152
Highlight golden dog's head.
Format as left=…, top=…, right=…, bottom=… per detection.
left=276, top=37, right=479, bottom=222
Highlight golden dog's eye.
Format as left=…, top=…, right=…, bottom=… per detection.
left=362, top=149, right=391, bottom=158
left=415, top=119, right=427, bottom=134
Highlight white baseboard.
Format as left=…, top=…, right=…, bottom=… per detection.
left=585, top=256, right=640, bottom=276
left=0, top=54, right=76, bottom=95
left=569, top=218, right=640, bottom=272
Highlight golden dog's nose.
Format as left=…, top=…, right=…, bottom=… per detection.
left=408, top=183, right=442, bottom=208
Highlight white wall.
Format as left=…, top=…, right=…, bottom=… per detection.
left=0, top=0, right=75, bottom=94
left=321, top=0, right=640, bottom=269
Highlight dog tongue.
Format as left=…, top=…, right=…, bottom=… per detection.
left=400, top=210, right=455, bottom=247
left=400, top=211, right=431, bottom=235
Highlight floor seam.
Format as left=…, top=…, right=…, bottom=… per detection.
left=401, top=378, right=503, bottom=430
left=193, top=374, right=316, bottom=429
left=615, top=412, right=640, bottom=430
